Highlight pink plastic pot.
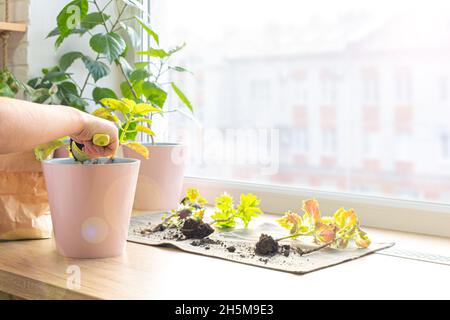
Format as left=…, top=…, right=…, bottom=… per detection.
left=123, top=143, right=186, bottom=211
left=42, top=158, right=140, bottom=258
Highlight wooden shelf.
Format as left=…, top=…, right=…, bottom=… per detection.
left=0, top=22, right=27, bottom=33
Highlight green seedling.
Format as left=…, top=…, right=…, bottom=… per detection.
left=152, top=188, right=263, bottom=238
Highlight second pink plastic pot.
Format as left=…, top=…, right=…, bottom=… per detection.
left=123, top=143, right=186, bottom=211
left=42, top=158, right=140, bottom=258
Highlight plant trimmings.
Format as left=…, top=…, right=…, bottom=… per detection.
left=254, top=198, right=371, bottom=256
left=141, top=189, right=371, bottom=259
left=144, top=188, right=263, bottom=240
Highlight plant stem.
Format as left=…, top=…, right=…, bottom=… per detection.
left=110, top=2, right=128, bottom=32
left=94, top=0, right=110, bottom=32
left=295, top=242, right=333, bottom=256
left=119, top=114, right=134, bottom=143
left=117, top=60, right=139, bottom=100
left=102, top=0, right=114, bottom=11
left=80, top=54, right=101, bottom=97
left=276, top=232, right=312, bottom=242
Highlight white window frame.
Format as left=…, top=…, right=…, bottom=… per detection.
left=146, top=1, right=450, bottom=238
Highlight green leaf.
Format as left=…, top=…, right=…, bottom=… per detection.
left=57, top=81, right=78, bottom=97
left=82, top=56, right=110, bottom=82
left=42, top=71, right=70, bottom=83
left=135, top=117, right=153, bottom=125
left=236, top=193, right=263, bottom=228
left=0, top=83, right=15, bottom=97
left=124, top=142, right=149, bottom=159
left=119, top=22, right=141, bottom=48
left=211, top=193, right=237, bottom=228
left=135, top=62, right=149, bottom=70
left=29, top=88, right=51, bottom=104
left=65, top=94, right=88, bottom=111
left=136, top=48, right=168, bottom=58
left=142, top=82, right=167, bottom=108
left=168, top=43, right=186, bottom=56
left=129, top=69, right=151, bottom=83
left=59, top=51, right=84, bottom=71
left=120, top=80, right=142, bottom=100
left=134, top=16, right=159, bottom=45
left=136, top=125, right=155, bottom=136
left=169, top=66, right=192, bottom=74
left=101, top=98, right=134, bottom=115
left=47, top=27, right=60, bottom=38
left=171, top=82, right=193, bottom=113
left=56, top=0, right=89, bottom=48
left=90, top=32, right=126, bottom=63
left=81, top=12, right=110, bottom=30
left=93, top=87, right=117, bottom=103
left=92, top=107, right=120, bottom=123
left=133, top=103, right=162, bottom=115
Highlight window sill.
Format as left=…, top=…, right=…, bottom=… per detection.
left=184, top=177, right=450, bottom=238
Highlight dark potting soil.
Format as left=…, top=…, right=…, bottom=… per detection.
left=181, top=219, right=215, bottom=239
left=134, top=220, right=322, bottom=269
left=255, top=234, right=279, bottom=256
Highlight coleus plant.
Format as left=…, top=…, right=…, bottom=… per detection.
left=276, top=199, right=371, bottom=249
left=154, top=188, right=263, bottom=237
left=33, top=0, right=194, bottom=160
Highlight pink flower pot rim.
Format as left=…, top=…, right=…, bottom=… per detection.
left=43, top=158, right=140, bottom=167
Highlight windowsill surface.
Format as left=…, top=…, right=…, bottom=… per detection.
left=0, top=213, right=448, bottom=300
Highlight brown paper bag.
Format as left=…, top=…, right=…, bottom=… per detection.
left=0, top=151, right=52, bottom=240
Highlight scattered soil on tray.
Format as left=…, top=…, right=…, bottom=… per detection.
left=181, top=218, right=215, bottom=239
left=255, top=234, right=279, bottom=256
left=191, top=238, right=222, bottom=247
left=133, top=218, right=323, bottom=269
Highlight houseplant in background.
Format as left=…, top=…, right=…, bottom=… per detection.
left=44, top=0, right=195, bottom=212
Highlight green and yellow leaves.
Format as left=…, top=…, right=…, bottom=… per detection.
left=97, top=98, right=159, bottom=158
left=236, top=193, right=263, bottom=228
left=90, top=32, right=126, bottom=63
left=276, top=199, right=371, bottom=249
left=91, top=107, right=119, bottom=123
left=34, top=137, right=68, bottom=161
left=211, top=193, right=237, bottom=228
left=211, top=193, right=263, bottom=228
left=124, top=142, right=149, bottom=159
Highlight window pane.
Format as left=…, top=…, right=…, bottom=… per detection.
left=151, top=0, right=450, bottom=204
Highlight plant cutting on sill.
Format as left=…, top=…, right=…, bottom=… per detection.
left=254, top=199, right=371, bottom=256
left=33, top=0, right=194, bottom=160
left=147, top=188, right=263, bottom=240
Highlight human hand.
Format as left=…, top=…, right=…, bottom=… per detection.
left=70, top=113, right=119, bottom=159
